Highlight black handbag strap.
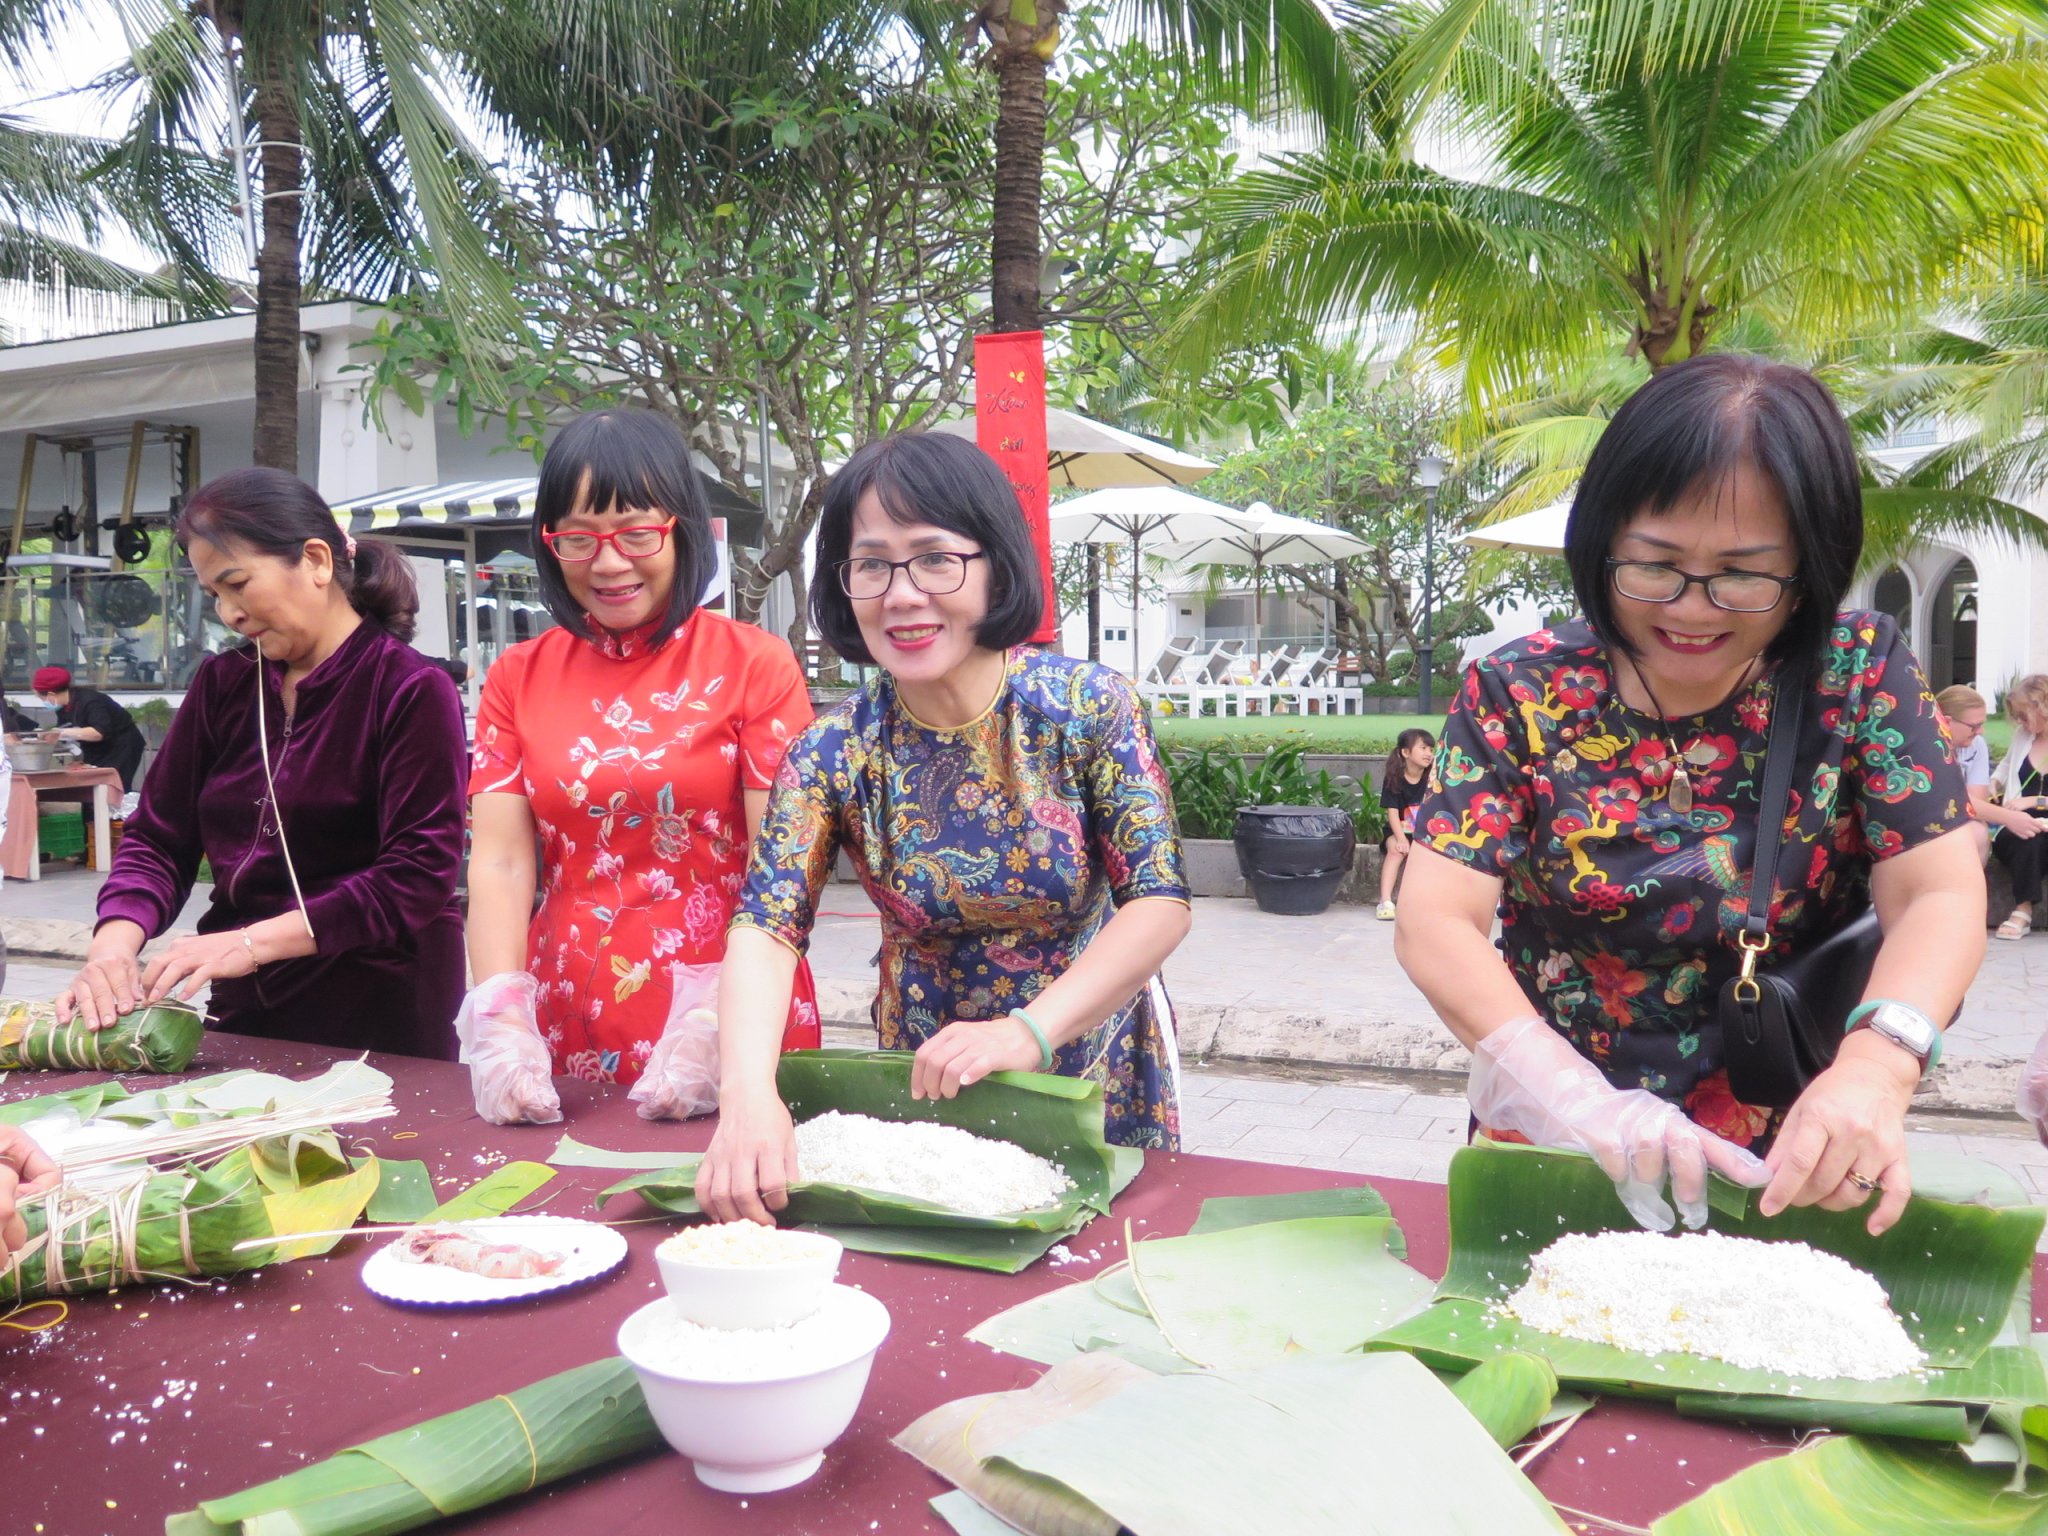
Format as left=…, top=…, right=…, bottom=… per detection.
left=1741, top=676, right=1805, bottom=944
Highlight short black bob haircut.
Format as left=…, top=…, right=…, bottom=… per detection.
left=810, top=432, right=1044, bottom=666
left=532, top=407, right=717, bottom=648
left=1565, top=353, right=1862, bottom=681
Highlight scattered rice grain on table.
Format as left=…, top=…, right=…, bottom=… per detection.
left=793, top=1110, right=1073, bottom=1216
left=1502, top=1230, right=1924, bottom=1381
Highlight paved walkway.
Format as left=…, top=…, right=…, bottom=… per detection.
left=8, top=866, right=2046, bottom=1210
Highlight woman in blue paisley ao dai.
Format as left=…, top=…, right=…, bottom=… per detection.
left=698, top=434, right=1193, bottom=1224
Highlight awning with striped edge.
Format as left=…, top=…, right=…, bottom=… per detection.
left=332, top=478, right=535, bottom=532
left=331, top=473, right=767, bottom=543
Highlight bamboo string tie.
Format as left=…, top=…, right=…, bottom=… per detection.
left=496, top=1396, right=541, bottom=1491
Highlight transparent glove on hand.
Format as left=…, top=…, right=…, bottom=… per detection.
left=627, top=963, right=722, bottom=1122
left=2020, top=1030, right=2048, bottom=1150
left=1468, top=1015, right=1769, bottom=1230
left=455, top=971, right=562, bottom=1126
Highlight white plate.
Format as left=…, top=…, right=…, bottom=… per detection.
left=362, top=1216, right=629, bottom=1308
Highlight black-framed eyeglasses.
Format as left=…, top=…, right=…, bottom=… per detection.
left=540, top=520, right=677, bottom=562
left=1606, top=559, right=1799, bottom=614
left=836, top=551, right=985, bottom=600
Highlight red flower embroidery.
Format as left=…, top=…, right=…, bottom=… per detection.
left=1684, top=1070, right=1773, bottom=1147
left=1583, top=951, right=1650, bottom=1025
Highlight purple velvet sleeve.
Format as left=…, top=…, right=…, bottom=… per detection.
left=300, top=667, right=468, bottom=956
left=95, top=662, right=215, bottom=939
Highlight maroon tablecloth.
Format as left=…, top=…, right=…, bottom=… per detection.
left=5, top=1035, right=2037, bottom=1534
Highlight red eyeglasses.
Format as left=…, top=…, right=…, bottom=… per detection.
left=541, top=520, right=676, bottom=562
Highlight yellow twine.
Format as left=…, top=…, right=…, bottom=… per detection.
left=496, top=1395, right=540, bottom=1491
left=0, top=1299, right=67, bottom=1332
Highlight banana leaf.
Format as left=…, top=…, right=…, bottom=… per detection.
left=1127, top=1214, right=1433, bottom=1369
left=1451, top=1353, right=1560, bottom=1449
left=894, top=1353, right=1144, bottom=1536
left=166, top=1356, right=661, bottom=1536
left=933, top=1490, right=1028, bottom=1536
left=986, top=1352, right=1570, bottom=1535
left=360, top=1160, right=437, bottom=1224
left=0, top=998, right=204, bottom=1071
left=430, top=1162, right=554, bottom=1221
left=1368, top=1142, right=2048, bottom=1430
left=597, top=1051, right=1127, bottom=1269
left=1648, top=1435, right=2048, bottom=1535
left=0, top=1079, right=131, bottom=1126
left=1671, top=1395, right=1980, bottom=1443
left=970, top=1183, right=1410, bottom=1366
left=1186, top=1185, right=1394, bottom=1237
left=0, top=1142, right=380, bottom=1305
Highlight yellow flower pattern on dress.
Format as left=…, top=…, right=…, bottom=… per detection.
left=1420, top=612, right=1966, bottom=1147
left=733, top=648, right=1190, bottom=1148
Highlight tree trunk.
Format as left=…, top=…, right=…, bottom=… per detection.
left=248, top=39, right=305, bottom=472
left=1085, top=544, right=1100, bottom=662
left=987, top=8, right=1059, bottom=335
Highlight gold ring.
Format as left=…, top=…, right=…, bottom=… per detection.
left=1846, top=1172, right=1880, bottom=1193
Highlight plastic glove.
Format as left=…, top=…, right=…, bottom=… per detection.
left=454, top=972, right=562, bottom=1125
left=2020, top=1030, right=2048, bottom=1149
left=1468, top=1015, right=1770, bottom=1230
left=627, top=963, right=722, bottom=1122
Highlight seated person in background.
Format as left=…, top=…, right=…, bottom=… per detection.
left=1990, top=674, right=2048, bottom=941
left=1936, top=685, right=2032, bottom=863
left=33, top=666, right=146, bottom=793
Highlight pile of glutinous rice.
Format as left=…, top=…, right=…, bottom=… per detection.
left=793, top=1110, right=1074, bottom=1217
left=1502, top=1230, right=1925, bottom=1381
left=657, top=1221, right=836, bottom=1267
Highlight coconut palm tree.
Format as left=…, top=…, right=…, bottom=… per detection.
left=1186, top=0, right=2048, bottom=391
left=1848, top=278, right=2048, bottom=564
left=1175, top=0, right=2048, bottom=551
left=970, top=0, right=1353, bottom=333
left=0, top=114, right=182, bottom=314
left=0, top=0, right=514, bottom=472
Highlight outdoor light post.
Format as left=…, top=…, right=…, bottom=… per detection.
left=1416, top=453, right=1447, bottom=716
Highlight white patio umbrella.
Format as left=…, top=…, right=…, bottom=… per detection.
left=1463, top=499, right=1571, bottom=555
left=932, top=406, right=1215, bottom=488
left=1047, top=486, right=1270, bottom=674
left=1151, top=503, right=1372, bottom=658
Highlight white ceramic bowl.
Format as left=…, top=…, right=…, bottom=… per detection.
left=617, top=1285, right=891, bottom=1493
left=655, top=1228, right=843, bottom=1331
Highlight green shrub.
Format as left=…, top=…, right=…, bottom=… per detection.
left=1166, top=740, right=1382, bottom=842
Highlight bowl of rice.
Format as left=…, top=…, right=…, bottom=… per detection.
left=655, top=1220, right=843, bottom=1331
left=617, top=1284, right=891, bottom=1493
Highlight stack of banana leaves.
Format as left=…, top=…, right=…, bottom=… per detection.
left=957, top=1144, right=2048, bottom=1533
left=586, top=1049, right=1140, bottom=1272
left=0, top=997, right=206, bottom=1071
left=0, top=1061, right=401, bottom=1306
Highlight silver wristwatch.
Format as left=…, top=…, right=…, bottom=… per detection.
left=1849, top=1001, right=1943, bottom=1072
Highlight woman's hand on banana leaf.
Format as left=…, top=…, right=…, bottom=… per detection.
left=54, top=920, right=147, bottom=1029
left=1759, top=1034, right=1917, bottom=1236
left=696, top=1083, right=798, bottom=1226
left=912, top=1016, right=1045, bottom=1102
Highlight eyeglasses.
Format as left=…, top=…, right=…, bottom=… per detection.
left=835, top=551, right=985, bottom=600
left=541, top=521, right=676, bottom=562
left=1606, top=559, right=1799, bottom=614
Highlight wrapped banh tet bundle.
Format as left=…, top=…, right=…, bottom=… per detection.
left=0, top=998, right=205, bottom=1072
left=166, top=1357, right=661, bottom=1535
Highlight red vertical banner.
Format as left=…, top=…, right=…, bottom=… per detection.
left=974, top=330, right=1058, bottom=644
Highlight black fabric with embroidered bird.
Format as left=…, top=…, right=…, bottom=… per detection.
left=1624, top=656, right=1761, bottom=816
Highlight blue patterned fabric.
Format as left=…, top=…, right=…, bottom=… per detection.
left=734, top=647, right=1190, bottom=1148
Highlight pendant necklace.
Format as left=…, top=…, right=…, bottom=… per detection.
left=1628, top=658, right=1760, bottom=816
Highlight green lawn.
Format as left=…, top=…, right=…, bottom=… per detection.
left=1155, top=712, right=2012, bottom=759
left=1154, top=714, right=1443, bottom=755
